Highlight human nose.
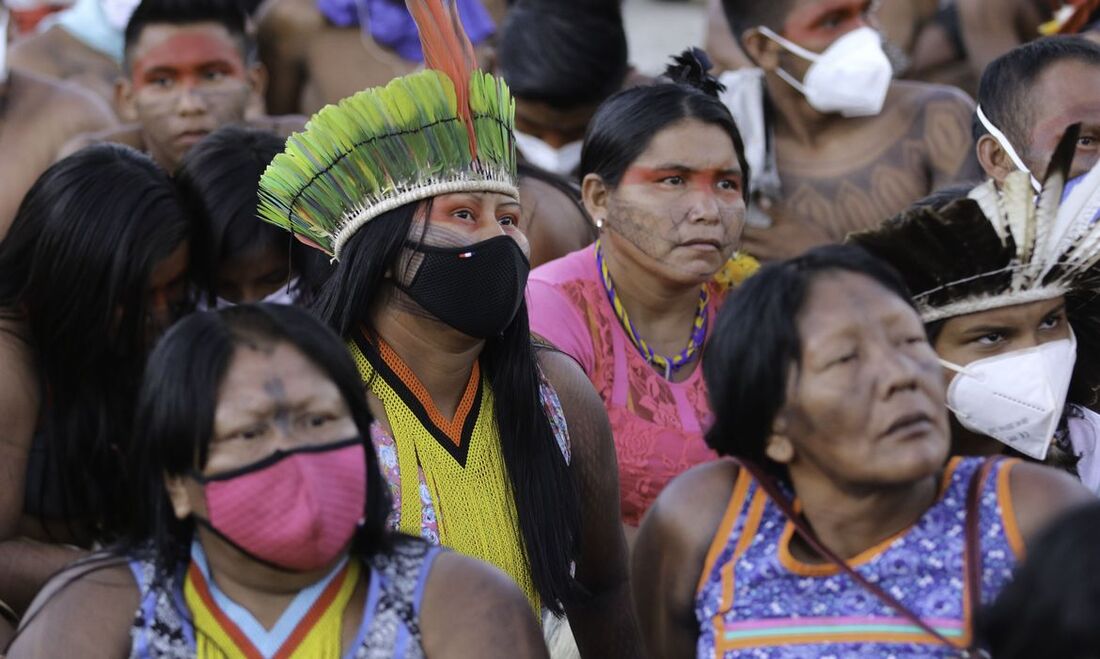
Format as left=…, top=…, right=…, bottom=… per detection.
left=686, top=187, right=722, bottom=225
left=175, top=85, right=208, bottom=115
left=874, top=343, right=921, bottom=398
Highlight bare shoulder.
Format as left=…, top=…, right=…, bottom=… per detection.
left=420, top=552, right=548, bottom=659
left=1007, top=460, right=1095, bottom=548
left=536, top=347, right=600, bottom=414
left=8, top=556, right=138, bottom=659
left=40, top=76, right=117, bottom=130
left=7, top=27, right=65, bottom=75
left=642, top=459, right=740, bottom=548
left=58, top=124, right=143, bottom=160
left=889, top=79, right=976, bottom=110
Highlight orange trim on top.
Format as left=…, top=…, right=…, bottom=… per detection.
left=997, top=458, right=1026, bottom=560
left=696, top=467, right=751, bottom=595
left=711, top=485, right=768, bottom=648
left=376, top=337, right=480, bottom=447
left=273, top=561, right=354, bottom=659
left=778, top=458, right=963, bottom=577
left=186, top=563, right=265, bottom=659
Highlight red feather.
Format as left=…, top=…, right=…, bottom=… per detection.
left=405, top=0, right=480, bottom=157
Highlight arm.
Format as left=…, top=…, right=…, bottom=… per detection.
left=420, top=552, right=549, bottom=659
left=538, top=350, right=641, bottom=659
left=633, top=460, right=739, bottom=659
left=1007, top=460, right=1095, bottom=550
left=6, top=558, right=136, bottom=658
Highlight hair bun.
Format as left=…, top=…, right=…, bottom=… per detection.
left=664, top=48, right=726, bottom=98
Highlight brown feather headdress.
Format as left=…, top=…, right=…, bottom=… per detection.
left=852, top=124, right=1100, bottom=323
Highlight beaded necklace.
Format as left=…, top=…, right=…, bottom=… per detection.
left=595, top=239, right=709, bottom=380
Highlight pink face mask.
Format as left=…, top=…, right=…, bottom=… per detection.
left=193, top=438, right=367, bottom=572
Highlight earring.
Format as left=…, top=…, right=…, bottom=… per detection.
left=595, top=217, right=605, bottom=230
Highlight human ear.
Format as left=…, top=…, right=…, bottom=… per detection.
left=581, top=173, right=610, bottom=230
left=764, top=415, right=795, bottom=464
left=116, top=78, right=139, bottom=123
left=741, top=27, right=781, bottom=71
left=976, top=134, right=1017, bottom=185
left=164, top=472, right=197, bottom=520
left=248, top=62, right=268, bottom=97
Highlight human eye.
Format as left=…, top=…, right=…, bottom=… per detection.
left=305, top=413, right=334, bottom=428
left=717, top=177, right=741, bottom=192
left=1039, top=311, right=1065, bottom=331
left=973, top=332, right=1006, bottom=346
left=451, top=209, right=476, bottom=221
left=497, top=214, right=517, bottom=226
left=148, top=74, right=173, bottom=88
left=228, top=423, right=268, bottom=441
left=660, top=175, right=685, bottom=186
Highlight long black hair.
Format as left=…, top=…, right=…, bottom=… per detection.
left=124, top=304, right=393, bottom=577
left=0, top=144, right=191, bottom=539
left=703, top=245, right=915, bottom=473
left=175, top=126, right=329, bottom=306
left=312, top=203, right=583, bottom=614
left=580, top=48, right=751, bottom=201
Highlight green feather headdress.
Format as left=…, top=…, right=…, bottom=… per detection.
left=257, top=0, right=517, bottom=259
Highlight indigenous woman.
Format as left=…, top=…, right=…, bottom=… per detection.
left=526, top=49, right=754, bottom=534
left=175, top=126, right=327, bottom=309
left=0, top=145, right=192, bottom=614
left=8, top=304, right=547, bottom=658
left=255, top=1, right=639, bottom=655
left=633, top=244, right=1092, bottom=658
left=852, top=125, right=1100, bottom=493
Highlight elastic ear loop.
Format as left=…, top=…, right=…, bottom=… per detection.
left=976, top=105, right=1042, bottom=193
left=755, top=25, right=817, bottom=95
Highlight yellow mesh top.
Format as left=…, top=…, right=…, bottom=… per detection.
left=349, top=333, right=540, bottom=614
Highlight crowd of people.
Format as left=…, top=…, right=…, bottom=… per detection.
left=2, top=0, right=1100, bottom=657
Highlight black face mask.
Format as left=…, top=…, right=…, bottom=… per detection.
left=397, top=235, right=530, bottom=338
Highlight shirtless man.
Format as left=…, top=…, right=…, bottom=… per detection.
left=7, top=0, right=138, bottom=109
left=719, top=0, right=982, bottom=261
left=974, top=36, right=1100, bottom=189
left=62, top=0, right=303, bottom=173
left=255, top=0, right=506, bottom=115
left=0, top=3, right=117, bottom=238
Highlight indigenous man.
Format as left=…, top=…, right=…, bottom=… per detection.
left=8, top=0, right=139, bottom=108
left=974, top=37, right=1100, bottom=190
left=61, top=0, right=303, bottom=173
left=718, top=0, right=982, bottom=261
left=0, top=2, right=117, bottom=237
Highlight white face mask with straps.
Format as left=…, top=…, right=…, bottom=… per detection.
left=940, top=331, right=1077, bottom=460
left=975, top=104, right=1042, bottom=193
left=757, top=25, right=893, bottom=118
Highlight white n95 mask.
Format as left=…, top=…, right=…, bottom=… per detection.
left=757, top=25, right=893, bottom=118
left=940, top=332, right=1077, bottom=460
left=514, top=131, right=583, bottom=177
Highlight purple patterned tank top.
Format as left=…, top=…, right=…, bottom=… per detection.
left=695, top=457, right=1023, bottom=658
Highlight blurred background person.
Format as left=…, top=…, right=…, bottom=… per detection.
left=0, top=145, right=192, bottom=618
left=175, top=125, right=329, bottom=309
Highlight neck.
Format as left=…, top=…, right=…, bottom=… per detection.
left=600, top=235, right=704, bottom=341
left=764, top=74, right=837, bottom=147
left=196, top=528, right=340, bottom=629
left=787, top=467, right=940, bottom=561
left=371, top=303, right=483, bottom=419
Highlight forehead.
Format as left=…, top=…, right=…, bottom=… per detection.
left=217, top=341, right=332, bottom=405
left=784, top=0, right=867, bottom=29
left=1027, top=59, right=1100, bottom=145
left=797, top=271, right=915, bottom=340
left=130, top=23, right=244, bottom=68
left=942, top=296, right=1066, bottom=331
left=631, top=119, right=740, bottom=170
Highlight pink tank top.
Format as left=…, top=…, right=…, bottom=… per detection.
left=527, top=244, right=723, bottom=525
